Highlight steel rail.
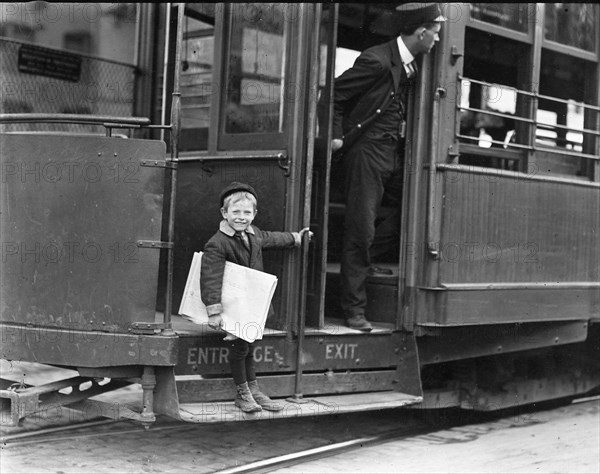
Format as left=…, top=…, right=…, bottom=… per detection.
left=1, top=419, right=185, bottom=446
left=4, top=397, right=597, bottom=467
left=1, top=419, right=115, bottom=444
left=214, top=427, right=428, bottom=474
left=213, top=396, right=600, bottom=474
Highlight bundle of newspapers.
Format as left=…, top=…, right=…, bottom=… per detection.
left=179, top=252, right=278, bottom=343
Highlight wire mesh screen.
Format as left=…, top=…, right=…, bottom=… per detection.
left=0, top=39, right=136, bottom=133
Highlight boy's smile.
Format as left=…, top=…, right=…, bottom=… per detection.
left=221, top=198, right=257, bottom=233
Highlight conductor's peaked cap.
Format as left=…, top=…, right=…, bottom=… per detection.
left=396, top=3, right=446, bottom=25
left=220, top=182, right=258, bottom=206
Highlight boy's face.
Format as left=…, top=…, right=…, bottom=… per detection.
left=221, top=198, right=257, bottom=232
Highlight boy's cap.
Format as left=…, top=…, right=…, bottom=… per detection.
left=396, top=3, right=446, bottom=25
left=220, top=182, right=257, bottom=206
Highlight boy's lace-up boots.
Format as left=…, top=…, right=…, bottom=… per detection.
left=248, top=380, right=283, bottom=411
left=234, top=382, right=262, bottom=413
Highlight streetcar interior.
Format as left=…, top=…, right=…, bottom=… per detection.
left=322, top=3, right=403, bottom=325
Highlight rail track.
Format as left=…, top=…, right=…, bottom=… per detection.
left=4, top=395, right=596, bottom=473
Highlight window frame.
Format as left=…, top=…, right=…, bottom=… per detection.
left=216, top=2, right=292, bottom=152
left=455, top=2, right=600, bottom=181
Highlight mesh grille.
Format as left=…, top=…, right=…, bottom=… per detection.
left=0, top=39, right=136, bottom=133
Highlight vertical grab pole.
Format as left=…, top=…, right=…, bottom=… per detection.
left=162, top=3, right=184, bottom=333
left=290, top=232, right=311, bottom=402
left=288, top=3, right=322, bottom=403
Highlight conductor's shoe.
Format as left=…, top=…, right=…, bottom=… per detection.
left=346, top=315, right=373, bottom=332
left=368, top=266, right=393, bottom=276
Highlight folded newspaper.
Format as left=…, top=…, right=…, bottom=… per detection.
left=179, top=252, right=278, bottom=343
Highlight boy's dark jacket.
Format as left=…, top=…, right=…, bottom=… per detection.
left=200, top=220, right=296, bottom=316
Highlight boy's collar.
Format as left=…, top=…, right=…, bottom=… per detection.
left=219, top=220, right=255, bottom=236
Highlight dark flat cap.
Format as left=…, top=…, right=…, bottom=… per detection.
left=220, top=181, right=257, bottom=206
left=396, top=3, right=446, bottom=26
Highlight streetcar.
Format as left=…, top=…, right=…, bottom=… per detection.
left=1, top=2, right=599, bottom=426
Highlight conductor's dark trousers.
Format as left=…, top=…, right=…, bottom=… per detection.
left=340, top=132, right=402, bottom=319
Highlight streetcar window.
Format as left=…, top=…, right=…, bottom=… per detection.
left=220, top=3, right=289, bottom=147
left=469, top=3, right=531, bottom=33
left=179, top=13, right=215, bottom=151
left=0, top=3, right=138, bottom=130
left=458, top=28, right=528, bottom=171
left=544, top=3, right=597, bottom=52
left=335, top=47, right=360, bottom=78
left=0, top=3, right=138, bottom=64
left=531, top=49, right=597, bottom=178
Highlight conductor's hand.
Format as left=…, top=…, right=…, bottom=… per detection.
left=331, top=139, right=344, bottom=152
left=208, top=314, right=223, bottom=330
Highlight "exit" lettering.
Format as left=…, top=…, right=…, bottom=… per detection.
left=325, top=343, right=358, bottom=360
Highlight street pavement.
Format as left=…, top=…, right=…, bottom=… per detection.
left=272, top=397, right=600, bottom=473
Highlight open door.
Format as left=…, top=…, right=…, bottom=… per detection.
left=305, top=4, right=338, bottom=328
left=306, top=4, right=416, bottom=328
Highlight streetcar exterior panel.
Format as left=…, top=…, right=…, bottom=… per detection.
left=1, top=3, right=599, bottom=424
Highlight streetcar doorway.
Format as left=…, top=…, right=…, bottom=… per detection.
left=308, top=4, right=408, bottom=329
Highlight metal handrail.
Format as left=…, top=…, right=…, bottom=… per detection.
left=459, top=75, right=600, bottom=112
left=0, top=113, right=150, bottom=127
left=457, top=74, right=600, bottom=162
left=458, top=105, right=600, bottom=138
left=457, top=133, right=600, bottom=161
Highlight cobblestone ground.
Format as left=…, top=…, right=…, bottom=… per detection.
left=272, top=398, right=600, bottom=474
left=2, top=362, right=599, bottom=473
left=1, top=362, right=430, bottom=473
left=2, top=403, right=429, bottom=473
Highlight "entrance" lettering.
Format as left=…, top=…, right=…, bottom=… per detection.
left=186, top=345, right=277, bottom=365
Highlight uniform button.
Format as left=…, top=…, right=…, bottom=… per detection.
left=376, top=109, right=381, bottom=114
left=357, top=123, right=362, bottom=128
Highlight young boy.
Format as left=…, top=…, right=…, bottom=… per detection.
left=200, top=182, right=311, bottom=413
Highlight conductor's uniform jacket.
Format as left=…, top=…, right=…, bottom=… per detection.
left=332, top=38, right=414, bottom=150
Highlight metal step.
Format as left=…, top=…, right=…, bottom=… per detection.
left=175, top=391, right=422, bottom=423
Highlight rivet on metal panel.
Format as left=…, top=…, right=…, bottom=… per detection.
left=554, top=337, right=559, bottom=343
left=497, top=345, right=503, bottom=352
left=114, top=153, right=118, bottom=157
left=98, top=152, right=102, bottom=156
